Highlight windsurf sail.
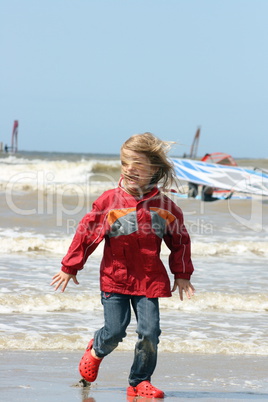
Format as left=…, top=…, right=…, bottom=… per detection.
left=172, top=158, right=268, bottom=196
left=201, top=152, right=237, bottom=166
left=11, top=120, right=18, bottom=153
left=189, top=127, right=200, bottom=159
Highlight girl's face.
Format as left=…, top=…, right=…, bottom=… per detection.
left=121, top=149, right=158, bottom=195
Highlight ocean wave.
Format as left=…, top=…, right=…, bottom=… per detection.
left=1, top=291, right=267, bottom=356
left=1, top=332, right=267, bottom=355
left=0, top=293, right=102, bottom=314
left=159, top=337, right=268, bottom=355
left=1, top=291, right=267, bottom=315
left=190, top=240, right=268, bottom=257
left=1, top=185, right=118, bottom=199
left=0, top=156, right=121, bottom=194
left=159, top=292, right=268, bottom=313
left=91, top=161, right=121, bottom=174
left=0, top=233, right=73, bottom=255
left=1, top=179, right=117, bottom=195
left=1, top=231, right=268, bottom=257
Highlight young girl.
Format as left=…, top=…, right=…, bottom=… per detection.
left=51, top=132, right=195, bottom=398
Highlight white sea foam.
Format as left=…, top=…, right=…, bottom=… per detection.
left=0, top=155, right=121, bottom=194
left=191, top=240, right=268, bottom=257
left=1, top=321, right=267, bottom=355
left=159, top=293, right=268, bottom=312
left=0, top=232, right=72, bottom=254
left=1, top=234, right=268, bottom=258
left=1, top=228, right=268, bottom=257
left=0, top=293, right=102, bottom=314
left=1, top=292, right=267, bottom=315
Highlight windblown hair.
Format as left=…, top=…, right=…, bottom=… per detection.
left=121, top=132, right=177, bottom=191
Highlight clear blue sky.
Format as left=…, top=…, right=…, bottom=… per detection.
left=1, top=0, right=267, bottom=158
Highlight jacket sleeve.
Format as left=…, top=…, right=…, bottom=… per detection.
left=163, top=205, right=194, bottom=280
left=61, top=201, right=108, bottom=275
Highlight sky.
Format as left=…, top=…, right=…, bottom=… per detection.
left=0, top=0, right=268, bottom=158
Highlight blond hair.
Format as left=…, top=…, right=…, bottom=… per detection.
left=121, top=132, right=176, bottom=191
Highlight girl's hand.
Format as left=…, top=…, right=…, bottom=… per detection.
left=50, top=271, right=79, bottom=292
left=172, top=278, right=195, bottom=301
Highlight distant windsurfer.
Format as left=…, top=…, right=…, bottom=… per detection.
left=188, top=182, right=198, bottom=198
left=201, top=186, right=219, bottom=202
left=201, top=186, right=233, bottom=202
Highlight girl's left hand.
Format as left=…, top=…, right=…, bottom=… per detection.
left=172, top=278, right=195, bottom=301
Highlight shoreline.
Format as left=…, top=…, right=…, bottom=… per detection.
left=1, top=350, right=268, bottom=401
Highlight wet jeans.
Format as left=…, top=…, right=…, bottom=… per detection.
left=93, top=292, right=161, bottom=386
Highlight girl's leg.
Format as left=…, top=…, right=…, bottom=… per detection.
left=128, top=296, right=161, bottom=387
left=93, top=292, right=131, bottom=358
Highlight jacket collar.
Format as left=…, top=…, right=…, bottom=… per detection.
left=118, top=177, right=160, bottom=201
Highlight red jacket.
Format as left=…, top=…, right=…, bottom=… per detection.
left=61, top=185, right=194, bottom=298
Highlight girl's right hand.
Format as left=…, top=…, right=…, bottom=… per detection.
left=50, top=271, right=79, bottom=292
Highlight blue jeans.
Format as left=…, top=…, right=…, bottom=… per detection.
left=93, top=292, right=161, bottom=386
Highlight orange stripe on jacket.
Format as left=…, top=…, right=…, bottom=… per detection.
left=107, top=208, right=137, bottom=226
left=149, top=207, right=176, bottom=225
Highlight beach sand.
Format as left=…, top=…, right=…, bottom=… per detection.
left=1, top=350, right=268, bottom=401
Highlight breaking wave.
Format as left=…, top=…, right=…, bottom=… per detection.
left=1, top=291, right=267, bottom=355
left=1, top=292, right=267, bottom=315
left=0, top=154, right=121, bottom=194
left=0, top=229, right=267, bottom=258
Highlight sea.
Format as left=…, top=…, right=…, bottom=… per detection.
left=0, top=151, right=268, bottom=357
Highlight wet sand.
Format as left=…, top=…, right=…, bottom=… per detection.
left=1, top=350, right=268, bottom=401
